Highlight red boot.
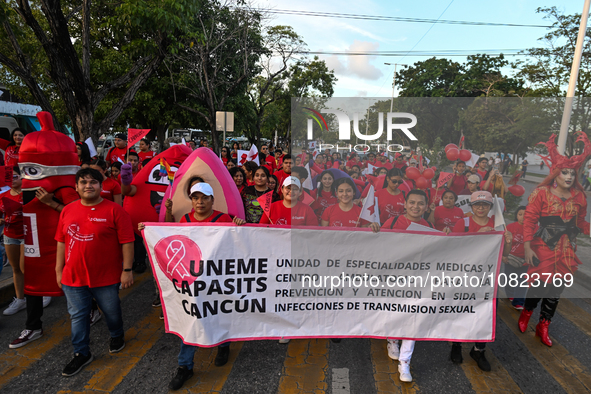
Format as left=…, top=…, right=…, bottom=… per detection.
left=518, top=309, right=533, bottom=333
left=535, top=318, right=552, bottom=347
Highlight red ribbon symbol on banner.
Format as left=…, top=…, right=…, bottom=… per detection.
left=166, top=240, right=190, bottom=279
left=240, top=153, right=248, bottom=165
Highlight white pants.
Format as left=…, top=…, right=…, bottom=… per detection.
left=389, top=339, right=415, bottom=363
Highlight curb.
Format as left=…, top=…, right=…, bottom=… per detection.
left=0, top=276, right=15, bottom=307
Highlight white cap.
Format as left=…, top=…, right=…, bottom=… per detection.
left=189, top=183, right=214, bottom=197
left=282, top=176, right=301, bottom=189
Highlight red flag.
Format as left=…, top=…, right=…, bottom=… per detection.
left=437, top=172, right=454, bottom=188
left=301, top=191, right=314, bottom=206
left=256, top=191, right=274, bottom=223
left=2, top=196, right=21, bottom=218
left=0, top=138, right=10, bottom=151
left=127, top=128, right=151, bottom=147
left=508, top=171, right=523, bottom=186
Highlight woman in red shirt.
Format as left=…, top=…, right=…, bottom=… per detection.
left=429, top=190, right=464, bottom=233
left=138, top=138, right=154, bottom=165
left=5, top=128, right=25, bottom=168
left=220, top=146, right=232, bottom=166
left=311, top=170, right=337, bottom=221
left=243, top=161, right=258, bottom=186
left=1, top=166, right=25, bottom=315
left=110, top=162, right=122, bottom=185
left=518, top=133, right=591, bottom=347
left=375, top=168, right=406, bottom=225
left=230, top=142, right=239, bottom=160
left=504, top=206, right=527, bottom=310
left=90, top=158, right=122, bottom=205
left=229, top=167, right=247, bottom=195
left=321, top=178, right=378, bottom=231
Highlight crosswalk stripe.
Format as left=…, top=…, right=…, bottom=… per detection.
left=83, top=308, right=163, bottom=391
left=497, top=300, right=591, bottom=394
left=184, top=341, right=244, bottom=393
left=0, top=271, right=151, bottom=390
left=557, top=298, right=591, bottom=337
left=457, top=343, right=523, bottom=393
left=277, top=339, right=330, bottom=393
left=369, top=339, right=419, bottom=394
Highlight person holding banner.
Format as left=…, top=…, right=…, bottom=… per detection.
left=519, top=132, right=591, bottom=347
left=105, top=133, right=130, bottom=164
left=311, top=170, right=337, bottom=221
left=450, top=191, right=512, bottom=371
left=242, top=167, right=277, bottom=223
left=428, top=190, right=464, bottom=233
left=260, top=177, right=316, bottom=226
left=321, top=178, right=379, bottom=232
left=375, top=168, right=406, bottom=226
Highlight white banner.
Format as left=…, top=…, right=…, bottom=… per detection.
left=143, top=224, right=503, bottom=346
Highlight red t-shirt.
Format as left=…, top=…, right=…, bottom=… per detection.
left=449, top=174, right=467, bottom=195
left=375, top=188, right=405, bottom=225
left=260, top=201, right=318, bottom=226
left=259, top=201, right=290, bottom=225
left=1, top=191, right=23, bottom=239
left=5, top=146, right=19, bottom=168
left=180, top=210, right=232, bottom=223
left=321, top=204, right=365, bottom=227
left=105, top=147, right=130, bottom=164
left=138, top=151, right=154, bottom=164
left=292, top=202, right=318, bottom=226
left=452, top=216, right=495, bottom=233
left=379, top=161, right=393, bottom=170
left=476, top=169, right=487, bottom=181
left=100, top=177, right=121, bottom=202
left=55, top=199, right=135, bottom=288
left=506, top=221, right=525, bottom=258
left=394, top=161, right=407, bottom=169
left=311, top=189, right=338, bottom=220
left=433, top=206, right=464, bottom=231
left=382, top=215, right=431, bottom=230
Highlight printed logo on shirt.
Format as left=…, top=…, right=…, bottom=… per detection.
left=66, top=224, right=95, bottom=262
left=88, top=217, right=107, bottom=223
left=276, top=218, right=288, bottom=225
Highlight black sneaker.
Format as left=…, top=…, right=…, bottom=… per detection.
left=214, top=345, right=230, bottom=367
left=62, top=352, right=93, bottom=376
left=152, top=296, right=161, bottom=308
left=450, top=343, right=463, bottom=363
left=133, top=260, right=146, bottom=274
left=169, top=366, right=194, bottom=390
left=330, top=338, right=341, bottom=343
left=109, top=335, right=125, bottom=353
left=470, top=348, right=491, bottom=371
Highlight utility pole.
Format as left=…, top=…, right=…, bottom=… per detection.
left=557, top=0, right=591, bottom=154
left=384, top=63, right=406, bottom=112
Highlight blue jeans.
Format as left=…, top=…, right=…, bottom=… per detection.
left=62, top=283, right=124, bottom=356
left=178, top=342, right=230, bottom=369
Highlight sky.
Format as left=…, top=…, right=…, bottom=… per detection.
left=256, top=0, right=585, bottom=98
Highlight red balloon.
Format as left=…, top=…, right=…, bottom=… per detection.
left=422, top=168, right=435, bottom=179
left=508, top=184, right=525, bottom=197
left=446, top=148, right=460, bottom=161
left=459, top=149, right=472, bottom=162
left=415, top=176, right=430, bottom=189
left=406, top=167, right=421, bottom=180
left=445, top=143, right=458, bottom=153
left=431, top=166, right=437, bottom=172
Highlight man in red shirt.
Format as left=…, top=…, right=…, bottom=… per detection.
left=105, top=133, right=133, bottom=164
left=377, top=154, right=393, bottom=170
left=56, top=168, right=135, bottom=377
left=260, top=177, right=317, bottom=226
left=382, top=190, right=432, bottom=230
left=274, top=154, right=292, bottom=197
left=393, top=153, right=407, bottom=170
left=448, top=160, right=468, bottom=195
left=475, top=157, right=488, bottom=181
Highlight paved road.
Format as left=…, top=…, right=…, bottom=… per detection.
left=0, top=266, right=590, bottom=393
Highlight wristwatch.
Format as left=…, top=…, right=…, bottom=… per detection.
left=123, top=268, right=132, bottom=272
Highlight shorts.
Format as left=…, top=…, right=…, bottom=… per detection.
left=4, top=235, right=24, bottom=246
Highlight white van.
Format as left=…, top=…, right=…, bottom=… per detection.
left=0, top=116, right=19, bottom=140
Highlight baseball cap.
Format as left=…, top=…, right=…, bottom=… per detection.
left=282, top=176, right=301, bottom=189
left=469, top=191, right=493, bottom=205
left=114, top=133, right=127, bottom=140
left=190, top=183, right=214, bottom=197
left=467, top=175, right=480, bottom=183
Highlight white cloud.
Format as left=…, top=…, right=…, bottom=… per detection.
left=320, top=40, right=383, bottom=81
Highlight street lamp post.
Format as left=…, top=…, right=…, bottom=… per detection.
left=384, top=63, right=406, bottom=112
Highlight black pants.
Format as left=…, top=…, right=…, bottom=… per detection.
left=134, top=233, right=146, bottom=264
left=25, top=295, right=44, bottom=331
left=524, top=283, right=565, bottom=321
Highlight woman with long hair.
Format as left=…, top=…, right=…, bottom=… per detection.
left=311, top=170, right=338, bottom=221
left=5, top=128, right=26, bottom=167
left=242, top=167, right=278, bottom=223
left=138, top=138, right=154, bottom=164
left=428, top=189, right=464, bottom=233
left=518, top=133, right=590, bottom=347
left=229, top=167, right=247, bottom=194
left=321, top=178, right=379, bottom=231
left=220, top=146, right=232, bottom=166
left=230, top=142, right=239, bottom=160
left=268, top=174, right=278, bottom=194
left=243, top=161, right=258, bottom=186
left=76, top=142, right=92, bottom=166
left=375, top=168, right=406, bottom=225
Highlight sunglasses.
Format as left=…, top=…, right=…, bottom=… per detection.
left=389, top=179, right=404, bottom=184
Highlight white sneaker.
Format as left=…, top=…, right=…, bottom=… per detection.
left=42, top=297, right=51, bottom=308
left=278, top=338, right=290, bottom=344
left=387, top=339, right=400, bottom=360
left=3, top=297, right=26, bottom=316
left=398, top=361, right=412, bottom=382
left=90, top=308, right=102, bottom=327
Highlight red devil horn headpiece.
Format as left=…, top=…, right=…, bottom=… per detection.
left=37, top=111, right=55, bottom=132
left=537, top=131, right=591, bottom=172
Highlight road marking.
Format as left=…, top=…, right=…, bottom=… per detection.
left=557, top=298, right=591, bottom=337
left=370, top=339, right=419, bottom=394
left=277, top=339, right=329, bottom=393
left=457, top=343, right=523, bottom=393
left=498, top=300, right=591, bottom=394
left=83, top=308, right=163, bottom=391
left=332, top=368, right=350, bottom=394
left=185, top=341, right=244, bottom=393
left=0, top=271, right=151, bottom=390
